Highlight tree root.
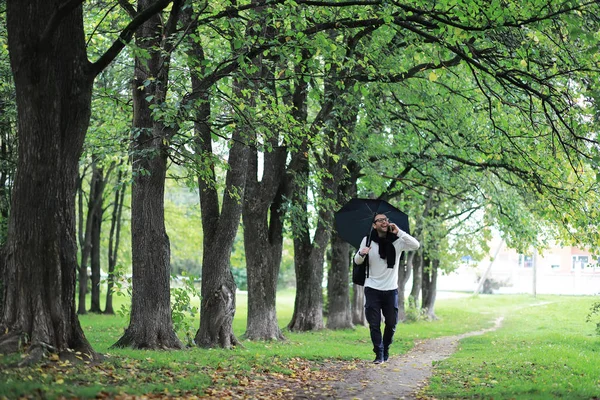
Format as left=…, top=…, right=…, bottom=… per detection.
left=112, top=329, right=184, bottom=350
left=0, top=332, right=25, bottom=354
left=0, top=333, right=101, bottom=368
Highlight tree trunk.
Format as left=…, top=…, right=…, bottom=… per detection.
left=287, top=244, right=325, bottom=331
left=195, top=127, right=248, bottom=348
left=326, top=237, right=353, bottom=329
left=243, top=150, right=287, bottom=340
left=409, top=250, right=423, bottom=310
left=0, top=0, right=96, bottom=362
left=0, top=89, right=16, bottom=318
left=240, top=5, right=287, bottom=342
left=397, top=252, right=414, bottom=322
left=184, top=5, right=249, bottom=347
left=422, top=258, right=439, bottom=320
left=77, top=168, right=93, bottom=315
left=104, top=167, right=126, bottom=315
left=113, top=0, right=182, bottom=349
left=325, top=113, right=358, bottom=330
left=89, top=195, right=103, bottom=313
left=352, top=284, right=367, bottom=326
left=89, top=162, right=110, bottom=313
left=287, top=150, right=327, bottom=332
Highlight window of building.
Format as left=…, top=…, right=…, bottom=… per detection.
left=571, top=255, right=589, bottom=270
left=518, top=254, right=534, bottom=268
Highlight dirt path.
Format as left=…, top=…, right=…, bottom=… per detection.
left=199, top=317, right=505, bottom=399
left=331, top=317, right=504, bottom=400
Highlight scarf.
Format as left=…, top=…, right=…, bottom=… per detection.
left=369, top=230, right=398, bottom=268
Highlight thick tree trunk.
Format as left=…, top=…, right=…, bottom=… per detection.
left=326, top=237, right=353, bottom=329
left=288, top=201, right=329, bottom=332
left=186, top=9, right=249, bottom=346
left=0, top=94, right=15, bottom=317
left=0, top=0, right=96, bottom=362
left=287, top=151, right=328, bottom=331
left=352, top=285, right=367, bottom=326
left=422, top=258, right=439, bottom=320
left=288, top=246, right=325, bottom=331
left=195, top=128, right=248, bottom=348
left=240, top=8, right=287, bottom=342
left=397, top=252, right=414, bottom=322
left=113, top=0, right=182, bottom=349
left=243, top=156, right=287, bottom=341
left=113, top=126, right=181, bottom=348
left=287, top=97, right=345, bottom=331
left=113, top=128, right=181, bottom=348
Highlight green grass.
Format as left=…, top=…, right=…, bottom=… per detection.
left=1, top=293, right=598, bottom=399
left=425, top=295, right=600, bottom=399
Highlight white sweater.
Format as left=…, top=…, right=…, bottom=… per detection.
left=353, top=230, right=420, bottom=291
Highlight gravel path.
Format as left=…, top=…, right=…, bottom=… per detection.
left=331, top=317, right=504, bottom=400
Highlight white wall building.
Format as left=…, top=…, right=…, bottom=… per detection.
left=437, top=237, right=600, bottom=295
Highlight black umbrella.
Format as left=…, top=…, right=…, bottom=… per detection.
left=334, top=198, right=410, bottom=249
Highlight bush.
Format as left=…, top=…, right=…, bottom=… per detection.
left=586, top=301, right=600, bottom=335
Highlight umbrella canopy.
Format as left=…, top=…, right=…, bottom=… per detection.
left=334, top=198, right=410, bottom=249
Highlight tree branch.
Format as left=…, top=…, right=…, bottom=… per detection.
left=89, top=0, right=173, bottom=77
left=40, top=0, right=85, bottom=47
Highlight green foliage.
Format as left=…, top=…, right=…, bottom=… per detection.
left=170, top=272, right=201, bottom=347
left=585, top=300, right=600, bottom=335
left=164, top=176, right=203, bottom=276
left=231, top=267, right=247, bottom=291
left=106, top=264, right=132, bottom=320
left=404, top=303, right=427, bottom=323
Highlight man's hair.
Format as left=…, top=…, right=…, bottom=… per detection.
left=373, top=213, right=386, bottom=222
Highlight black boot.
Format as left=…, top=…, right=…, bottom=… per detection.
left=373, top=347, right=384, bottom=364
left=383, top=346, right=389, bottom=362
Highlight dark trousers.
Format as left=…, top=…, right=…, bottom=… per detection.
left=364, top=287, right=398, bottom=353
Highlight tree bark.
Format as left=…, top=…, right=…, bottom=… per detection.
left=77, top=167, right=93, bottom=315
left=240, top=2, right=287, bottom=342
left=195, top=125, right=248, bottom=347
left=422, top=257, right=439, bottom=320
left=89, top=184, right=103, bottom=313
left=113, top=0, right=183, bottom=349
left=326, top=237, right=353, bottom=329
left=287, top=245, right=326, bottom=331
left=409, top=250, right=423, bottom=310
left=243, top=150, right=287, bottom=340
left=397, top=252, right=414, bottom=322
left=1, top=0, right=173, bottom=361
left=1, top=0, right=97, bottom=362
left=105, top=166, right=125, bottom=315
left=352, top=284, right=367, bottom=326
left=190, top=30, right=249, bottom=346
left=0, top=87, right=16, bottom=318
left=287, top=148, right=327, bottom=331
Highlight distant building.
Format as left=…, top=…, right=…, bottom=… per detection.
left=438, top=237, right=600, bottom=295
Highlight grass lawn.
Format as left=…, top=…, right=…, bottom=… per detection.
left=0, top=291, right=598, bottom=399
left=425, top=295, right=600, bottom=399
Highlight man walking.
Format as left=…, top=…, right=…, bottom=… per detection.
left=354, top=214, right=420, bottom=363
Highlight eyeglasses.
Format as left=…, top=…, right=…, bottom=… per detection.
left=374, top=217, right=389, bottom=224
